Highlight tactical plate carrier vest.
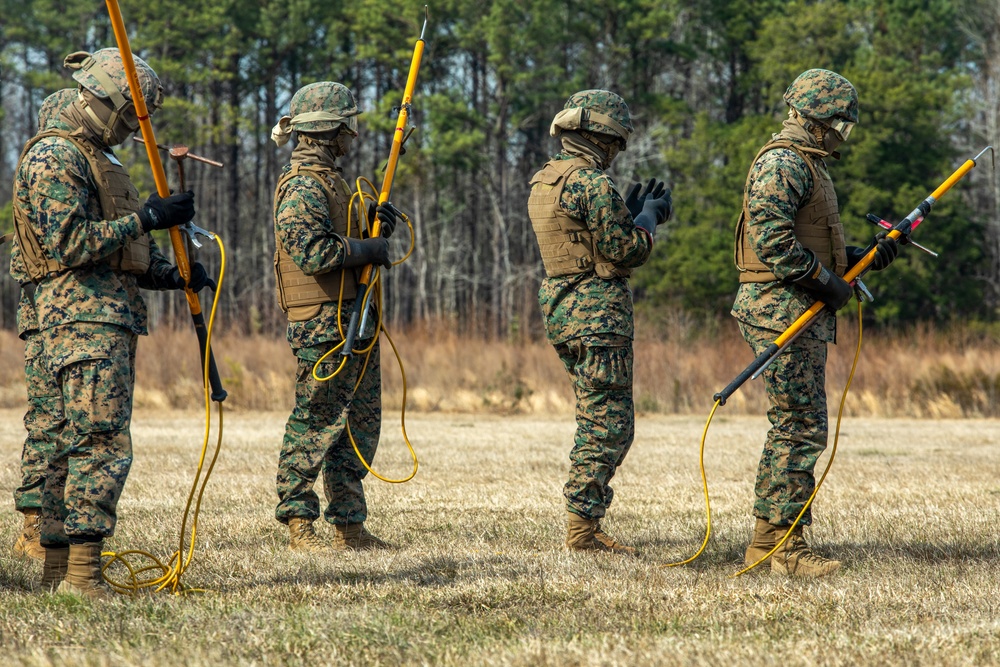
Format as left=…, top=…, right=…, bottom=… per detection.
left=13, top=128, right=150, bottom=281
left=528, top=157, right=630, bottom=279
left=734, top=139, right=847, bottom=283
left=273, top=164, right=359, bottom=322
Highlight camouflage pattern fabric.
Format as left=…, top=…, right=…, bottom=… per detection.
left=731, top=125, right=836, bottom=344
left=275, top=340, right=381, bottom=526
left=274, top=163, right=352, bottom=349
left=731, top=110, right=845, bottom=527
left=66, top=48, right=162, bottom=112
left=273, top=156, right=382, bottom=526
left=554, top=89, right=634, bottom=143
left=534, top=149, right=650, bottom=520
left=289, top=81, right=359, bottom=133
left=537, top=152, right=651, bottom=345
left=11, top=88, right=78, bottom=338
left=38, top=322, right=137, bottom=545
left=556, top=334, right=634, bottom=520
left=13, top=335, right=64, bottom=513
left=13, top=118, right=161, bottom=336
left=738, top=321, right=827, bottom=526
left=13, top=108, right=168, bottom=542
left=10, top=88, right=90, bottom=515
left=783, top=69, right=859, bottom=123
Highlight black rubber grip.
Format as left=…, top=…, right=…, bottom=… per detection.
left=339, top=294, right=367, bottom=359
left=191, top=311, right=227, bottom=402
left=713, top=343, right=779, bottom=405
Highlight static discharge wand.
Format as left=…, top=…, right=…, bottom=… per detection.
left=664, top=146, right=995, bottom=573
left=339, top=5, right=429, bottom=359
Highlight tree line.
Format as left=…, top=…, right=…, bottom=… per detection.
left=2, top=0, right=999, bottom=340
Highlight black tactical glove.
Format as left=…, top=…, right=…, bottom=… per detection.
left=624, top=178, right=669, bottom=221
left=366, top=200, right=403, bottom=239
left=138, top=191, right=196, bottom=233
left=846, top=232, right=899, bottom=272
left=790, top=250, right=853, bottom=310
left=162, top=262, right=215, bottom=293
left=342, top=236, right=391, bottom=269
left=632, top=187, right=673, bottom=241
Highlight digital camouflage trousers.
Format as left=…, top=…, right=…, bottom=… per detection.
left=14, top=331, right=63, bottom=513
left=39, top=322, right=137, bottom=546
left=555, top=334, right=634, bottom=520
left=275, top=340, right=381, bottom=526
left=739, top=321, right=828, bottom=526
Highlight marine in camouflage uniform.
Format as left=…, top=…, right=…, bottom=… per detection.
left=11, top=49, right=206, bottom=598
left=271, top=81, right=404, bottom=552
left=528, top=90, right=672, bottom=554
left=6, top=88, right=78, bottom=563
left=732, top=69, right=897, bottom=577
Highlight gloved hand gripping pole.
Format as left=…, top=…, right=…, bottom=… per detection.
left=713, top=146, right=994, bottom=406
left=340, top=6, right=429, bottom=358
left=107, top=0, right=227, bottom=402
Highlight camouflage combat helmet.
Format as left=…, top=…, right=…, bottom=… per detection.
left=784, top=69, right=858, bottom=138
left=64, top=49, right=163, bottom=116
left=288, top=81, right=360, bottom=135
left=550, top=89, right=634, bottom=147
left=37, top=88, right=78, bottom=130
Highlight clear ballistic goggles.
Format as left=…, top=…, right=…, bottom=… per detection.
left=828, top=117, right=855, bottom=141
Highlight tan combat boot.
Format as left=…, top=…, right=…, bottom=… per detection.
left=566, top=512, right=635, bottom=555
left=40, top=547, right=69, bottom=591
left=12, top=509, right=45, bottom=561
left=593, top=519, right=637, bottom=555
left=332, top=523, right=389, bottom=551
left=288, top=517, right=330, bottom=553
left=744, top=517, right=782, bottom=567
left=770, top=524, right=841, bottom=577
left=57, top=542, right=113, bottom=600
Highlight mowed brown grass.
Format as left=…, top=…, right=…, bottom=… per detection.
left=0, top=406, right=998, bottom=666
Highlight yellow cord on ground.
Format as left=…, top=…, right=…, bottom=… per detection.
left=732, top=298, right=864, bottom=577
left=662, top=399, right=720, bottom=567
left=101, top=235, right=227, bottom=595
left=308, top=177, right=418, bottom=483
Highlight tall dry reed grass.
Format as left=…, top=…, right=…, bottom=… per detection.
left=1, top=315, right=998, bottom=417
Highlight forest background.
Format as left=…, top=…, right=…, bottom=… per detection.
left=1, top=0, right=999, bottom=414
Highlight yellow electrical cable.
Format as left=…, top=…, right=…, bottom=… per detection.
left=668, top=299, right=865, bottom=573
left=662, top=399, right=719, bottom=567
left=306, top=176, right=418, bottom=483
left=101, top=235, right=227, bottom=595
left=733, top=298, right=863, bottom=576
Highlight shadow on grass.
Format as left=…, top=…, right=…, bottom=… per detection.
left=835, top=540, right=1000, bottom=564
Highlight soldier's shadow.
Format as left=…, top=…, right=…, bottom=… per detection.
left=261, top=554, right=482, bottom=590
left=834, top=540, right=1000, bottom=564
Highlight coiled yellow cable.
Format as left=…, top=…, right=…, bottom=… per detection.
left=101, top=235, right=227, bottom=595
left=307, top=177, right=417, bottom=483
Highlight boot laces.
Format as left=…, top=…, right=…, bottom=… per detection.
left=785, top=534, right=833, bottom=565
left=292, top=521, right=325, bottom=549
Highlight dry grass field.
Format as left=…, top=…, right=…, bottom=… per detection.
left=0, top=408, right=998, bottom=666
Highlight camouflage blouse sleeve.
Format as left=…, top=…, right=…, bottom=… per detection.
left=274, top=174, right=347, bottom=276
left=21, top=137, right=144, bottom=267
left=744, top=148, right=815, bottom=280
left=563, top=168, right=651, bottom=269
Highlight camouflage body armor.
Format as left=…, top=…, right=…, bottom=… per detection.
left=528, top=157, right=630, bottom=279
left=12, top=127, right=150, bottom=281
left=735, top=131, right=847, bottom=282
left=273, top=165, right=360, bottom=321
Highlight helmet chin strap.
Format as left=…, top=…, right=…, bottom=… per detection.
left=789, top=108, right=842, bottom=157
